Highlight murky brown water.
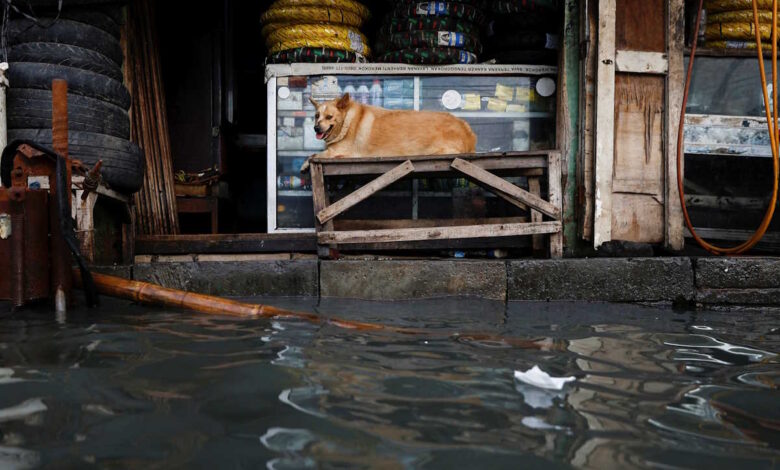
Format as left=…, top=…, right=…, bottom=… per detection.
left=0, top=298, right=778, bottom=469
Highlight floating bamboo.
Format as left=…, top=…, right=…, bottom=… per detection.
left=123, top=0, right=179, bottom=235
left=73, top=269, right=555, bottom=350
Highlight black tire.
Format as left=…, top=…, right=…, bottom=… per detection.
left=49, top=10, right=121, bottom=38
left=9, top=18, right=123, bottom=65
left=8, top=129, right=144, bottom=194
left=7, top=62, right=131, bottom=109
left=28, top=4, right=126, bottom=25
left=9, top=43, right=122, bottom=81
left=8, top=89, right=130, bottom=139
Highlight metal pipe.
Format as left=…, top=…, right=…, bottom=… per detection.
left=0, top=62, right=9, bottom=188
left=50, top=80, right=72, bottom=309
left=10, top=208, right=24, bottom=307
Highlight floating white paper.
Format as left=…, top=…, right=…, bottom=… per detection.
left=514, top=366, right=575, bottom=391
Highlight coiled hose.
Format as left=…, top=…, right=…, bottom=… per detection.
left=678, top=0, right=780, bottom=254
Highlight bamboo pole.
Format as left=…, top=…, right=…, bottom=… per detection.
left=73, top=269, right=557, bottom=350
left=124, top=0, right=179, bottom=235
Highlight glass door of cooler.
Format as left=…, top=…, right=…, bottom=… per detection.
left=268, top=72, right=557, bottom=232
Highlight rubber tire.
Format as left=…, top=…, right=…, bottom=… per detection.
left=7, top=62, right=131, bottom=109
left=45, top=10, right=121, bottom=38
left=8, top=129, right=144, bottom=194
left=9, top=43, right=122, bottom=81
left=8, top=89, right=130, bottom=139
left=9, top=18, right=123, bottom=65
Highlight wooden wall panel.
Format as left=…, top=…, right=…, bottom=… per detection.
left=611, top=74, right=666, bottom=243
left=615, top=0, right=665, bottom=52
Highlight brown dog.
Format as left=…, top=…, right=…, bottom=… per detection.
left=300, top=93, right=476, bottom=172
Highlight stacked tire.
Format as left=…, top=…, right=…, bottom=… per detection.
left=375, top=1, right=486, bottom=64
left=704, top=0, right=778, bottom=50
left=5, top=2, right=145, bottom=194
left=262, top=0, right=372, bottom=63
left=482, top=0, right=560, bottom=65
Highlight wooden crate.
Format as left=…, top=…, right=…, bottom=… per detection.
left=309, top=151, right=563, bottom=258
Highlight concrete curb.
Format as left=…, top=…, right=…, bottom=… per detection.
left=79, top=256, right=780, bottom=307
left=320, top=260, right=507, bottom=301
left=508, top=258, right=694, bottom=302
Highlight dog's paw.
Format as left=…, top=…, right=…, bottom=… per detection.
left=299, top=157, right=312, bottom=173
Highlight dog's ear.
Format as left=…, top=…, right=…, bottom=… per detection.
left=309, top=96, right=320, bottom=108
left=336, top=93, right=351, bottom=110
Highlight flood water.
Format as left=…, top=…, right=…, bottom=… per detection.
left=0, top=298, right=778, bottom=469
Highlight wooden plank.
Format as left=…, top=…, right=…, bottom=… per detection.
left=321, top=156, right=548, bottom=176
left=547, top=151, right=564, bottom=258
left=319, top=221, right=562, bottom=244
left=594, top=0, right=617, bottom=248
left=666, top=0, right=685, bottom=250
left=135, top=233, right=317, bottom=254
left=340, top=236, right=532, bottom=252
left=334, top=217, right=528, bottom=230
left=612, top=74, right=666, bottom=243
left=616, top=0, right=665, bottom=52
left=684, top=195, right=769, bottom=211
left=528, top=177, right=544, bottom=254
left=317, top=160, right=415, bottom=224
left=580, top=0, right=597, bottom=241
left=311, top=150, right=553, bottom=164
left=451, top=158, right=561, bottom=219
left=615, top=50, right=668, bottom=74
left=684, top=227, right=780, bottom=244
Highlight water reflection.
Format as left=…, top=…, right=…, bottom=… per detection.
left=0, top=299, right=777, bottom=468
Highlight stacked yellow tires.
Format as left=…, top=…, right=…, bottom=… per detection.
left=705, top=0, right=778, bottom=49
left=262, top=0, right=372, bottom=63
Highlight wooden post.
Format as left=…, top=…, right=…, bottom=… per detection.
left=73, top=190, right=98, bottom=263
left=528, top=177, right=544, bottom=255
left=310, top=161, right=335, bottom=257
left=665, top=0, right=685, bottom=250
left=593, top=0, right=617, bottom=249
left=548, top=151, right=564, bottom=258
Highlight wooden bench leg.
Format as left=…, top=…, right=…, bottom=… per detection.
left=528, top=177, right=545, bottom=257
left=310, top=162, right=337, bottom=258
left=548, top=152, right=563, bottom=258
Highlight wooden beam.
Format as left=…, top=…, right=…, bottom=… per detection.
left=665, top=0, right=685, bottom=251
left=547, top=150, right=564, bottom=258
left=615, top=50, right=668, bottom=74
left=319, top=221, right=562, bottom=244
left=135, top=233, right=318, bottom=254
left=528, top=177, right=544, bottom=254
left=317, top=160, right=415, bottom=224
left=321, top=156, right=548, bottom=176
left=311, top=150, right=553, bottom=164
left=594, top=0, right=617, bottom=248
left=334, top=217, right=528, bottom=230
left=450, top=158, right=561, bottom=219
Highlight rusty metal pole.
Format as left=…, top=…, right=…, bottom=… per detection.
left=51, top=79, right=72, bottom=315
left=0, top=62, right=9, bottom=169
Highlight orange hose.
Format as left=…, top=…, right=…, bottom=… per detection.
left=677, top=0, right=780, bottom=255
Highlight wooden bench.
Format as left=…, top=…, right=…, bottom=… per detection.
left=309, top=151, right=563, bottom=258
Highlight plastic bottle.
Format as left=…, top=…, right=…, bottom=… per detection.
left=356, top=83, right=370, bottom=104
left=342, top=83, right=356, bottom=100
left=369, top=79, right=383, bottom=106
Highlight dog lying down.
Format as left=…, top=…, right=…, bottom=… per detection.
left=300, top=93, right=477, bottom=172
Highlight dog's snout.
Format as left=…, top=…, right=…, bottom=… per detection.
left=314, top=123, right=322, bottom=133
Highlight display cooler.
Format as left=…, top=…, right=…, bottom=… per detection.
left=265, top=63, right=558, bottom=233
